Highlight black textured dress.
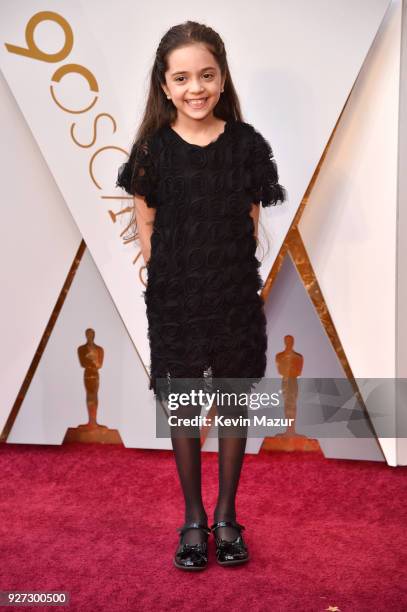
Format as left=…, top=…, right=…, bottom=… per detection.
left=116, top=119, right=287, bottom=397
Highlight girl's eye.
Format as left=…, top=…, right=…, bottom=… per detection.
left=174, top=73, right=215, bottom=83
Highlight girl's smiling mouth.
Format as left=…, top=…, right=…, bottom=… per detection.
left=185, top=97, right=208, bottom=108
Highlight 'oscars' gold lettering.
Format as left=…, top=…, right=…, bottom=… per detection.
left=70, top=113, right=117, bottom=148
left=5, top=11, right=73, bottom=62
left=89, top=146, right=127, bottom=190
left=50, top=64, right=99, bottom=113
left=5, top=10, right=139, bottom=263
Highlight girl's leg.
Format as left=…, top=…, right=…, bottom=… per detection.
left=170, top=399, right=208, bottom=545
left=213, top=380, right=248, bottom=541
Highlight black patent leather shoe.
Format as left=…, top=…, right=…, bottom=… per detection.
left=210, top=520, right=250, bottom=566
left=173, top=522, right=211, bottom=571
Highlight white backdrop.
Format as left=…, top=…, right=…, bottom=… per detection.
left=1, top=0, right=404, bottom=464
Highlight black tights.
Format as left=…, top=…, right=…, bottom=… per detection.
left=170, top=381, right=248, bottom=545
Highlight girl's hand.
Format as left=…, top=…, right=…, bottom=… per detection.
left=249, top=202, right=260, bottom=243
left=134, top=194, right=156, bottom=266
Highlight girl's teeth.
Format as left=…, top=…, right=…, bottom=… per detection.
left=187, top=99, right=207, bottom=108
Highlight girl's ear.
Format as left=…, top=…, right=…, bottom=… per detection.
left=161, top=84, right=169, bottom=98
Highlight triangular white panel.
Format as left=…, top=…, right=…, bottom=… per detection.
left=8, top=248, right=172, bottom=449
left=299, top=1, right=400, bottom=380
left=299, top=2, right=402, bottom=464
left=0, top=69, right=81, bottom=433
left=265, top=255, right=384, bottom=462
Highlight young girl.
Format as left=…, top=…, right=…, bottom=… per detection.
left=116, top=20, right=286, bottom=570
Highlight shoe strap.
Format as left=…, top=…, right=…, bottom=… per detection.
left=210, top=520, right=245, bottom=532
left=177, top=521, right=211, bottom=536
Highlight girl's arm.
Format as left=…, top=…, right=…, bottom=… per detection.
left=134, top=194, right=156, bottom=265
left=249, top=203, right=260, bottom=246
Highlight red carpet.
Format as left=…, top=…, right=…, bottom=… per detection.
left=0, top=442, right=406, bottom=611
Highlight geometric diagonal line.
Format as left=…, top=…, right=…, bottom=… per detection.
left=260, top=24, right=390, bottom=454
left=0, top=241, right=87, bottom=442
left=287, top=228, right=383, bottom=455
left=262, top=20, right=383, bottom=299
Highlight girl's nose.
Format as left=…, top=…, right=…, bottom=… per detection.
left=189, top=79, right=205, bottom=93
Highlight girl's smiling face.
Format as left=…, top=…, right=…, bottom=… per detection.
left=162, top=43, right=225, bottom=124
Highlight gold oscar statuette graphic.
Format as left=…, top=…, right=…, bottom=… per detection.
left=63, top=329, right=122, bottom=444
left=262, top=335, right=320, bottom=452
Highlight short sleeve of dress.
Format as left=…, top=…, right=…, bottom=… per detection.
left=116, top=135, right=159, bottom=208
left=247, top=128, right=287, bottom=207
